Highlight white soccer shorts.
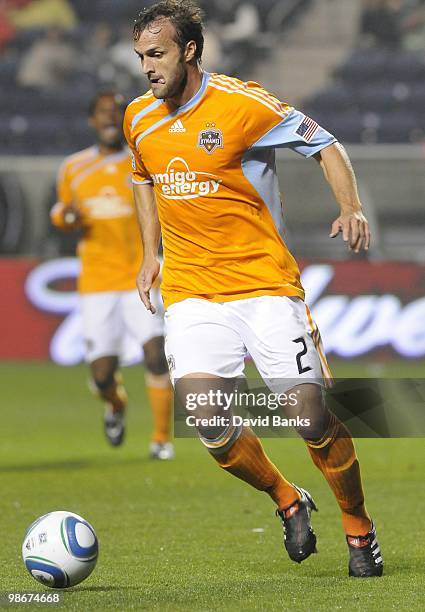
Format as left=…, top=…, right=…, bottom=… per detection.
left=164, top=295, right=331, bottom=391
left=81, top=289, right=164, bottom=363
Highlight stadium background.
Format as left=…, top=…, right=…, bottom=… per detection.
left=1, top=0, right=424, bottom=366
left=0, top=1, right=424, bottom=609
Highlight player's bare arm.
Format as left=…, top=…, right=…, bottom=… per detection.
left=133, top=182, right=161, bottom=313
left=314, top=142, right=370, bottom=253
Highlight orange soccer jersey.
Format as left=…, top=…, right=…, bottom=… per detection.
left=51, top=146, right=142, bottom=294
left=124, top=73, right=336, bottom=309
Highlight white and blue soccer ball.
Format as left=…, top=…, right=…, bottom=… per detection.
left=22, top=511, right=98, bottom=588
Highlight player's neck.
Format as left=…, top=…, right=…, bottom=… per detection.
left=166, top=66, right=203, bottom=111
left=97, top=143, right=124, bottom=157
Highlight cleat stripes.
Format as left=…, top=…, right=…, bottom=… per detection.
left=347, top=522, right=383, bottom=577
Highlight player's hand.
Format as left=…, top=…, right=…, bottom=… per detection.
left=62, top=205, right=81, bottom=229
left=137, top=258, right=160, bottom=313
left=329, top=210, right=370, bottom=253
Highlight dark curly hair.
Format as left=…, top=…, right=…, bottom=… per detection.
left=88, top=91, right=126, bottom=117
left=133, top=0, right=204, bottom=62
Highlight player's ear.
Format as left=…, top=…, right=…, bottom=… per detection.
left=184, top=40, right=197, bottom=63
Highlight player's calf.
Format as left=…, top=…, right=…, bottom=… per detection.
left=144, top=337, right=173, bottom=457
left=145, top=370, right=174, bottom=460
left=90, top=358, right=127, bottom=412
left=89, top=358, right=127, bottom=446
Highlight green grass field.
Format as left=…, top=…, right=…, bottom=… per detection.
left=1, top=361, right=424, bottom=611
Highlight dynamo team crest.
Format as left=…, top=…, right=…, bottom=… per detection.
left=198, top=123, right=224, bottom=154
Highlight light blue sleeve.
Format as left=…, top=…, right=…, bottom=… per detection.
left=251, top=109, right=337, bottom=157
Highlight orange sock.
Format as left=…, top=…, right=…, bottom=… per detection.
left=146, top=372, right=173, bottom=443
left=212, top=427, right=299, bottom=509
left=307, top=412, right=371, bottom=535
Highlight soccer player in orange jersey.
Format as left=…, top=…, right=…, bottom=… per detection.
left=124, top=1, right=383, bottom=576
left=51, top=91, right=174, bottom=459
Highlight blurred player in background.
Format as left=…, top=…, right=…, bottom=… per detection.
left=125, top=0, right=383, bottom=577
left=51, top=91, right=174, bottom=460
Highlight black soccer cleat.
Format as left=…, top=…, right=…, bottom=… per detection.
left=276, top=485, right=318, bottom=563
left=104, top=407, right=126, bottom=447
left=347, top=522, right=383, bottom=577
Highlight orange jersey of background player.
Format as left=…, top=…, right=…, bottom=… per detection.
left=124, top=73, right=336, bottom=310
left=51, top=146, right=143, bottom=293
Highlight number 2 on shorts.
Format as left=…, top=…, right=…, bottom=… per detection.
left=292, top=337, right=312, bottom=375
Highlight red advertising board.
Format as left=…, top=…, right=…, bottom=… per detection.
left=0, top=257, right=424, bottom=362
left=1, top=259, right=62, bottom=359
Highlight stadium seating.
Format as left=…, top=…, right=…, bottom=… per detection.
left=0, top=0, right=309, bottom=155
left=304, top=49, right=425, bottom=144
left=2, top=2, right=423, bottom=150
left=0, top=173, right=27, bottom=254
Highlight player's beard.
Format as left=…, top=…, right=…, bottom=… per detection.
left=153, top=55, right=188, bottom=101
left=99, top=131, right=125, bottom=151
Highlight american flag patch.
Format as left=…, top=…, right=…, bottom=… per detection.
left=296, top=116, right=319, bottom=142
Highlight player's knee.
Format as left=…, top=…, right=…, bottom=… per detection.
left=284, top=383, right=330, bottom=441
left=297, top=416, right=330, bottom=442
left=199, top=422, right=242, bottom=457
left=144, top=337, right=168, bottom=376
left=144, top=351, right=168, bottom=375
left=195, top=415, right=228, bottom=441
left=187, top=399, right=231, bottom=441
left=175, top=375, right=241, bottom=442
left=91, top=367, right=116, bottom=391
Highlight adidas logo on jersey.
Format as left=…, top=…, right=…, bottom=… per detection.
left=169, top=119, right=186, bottom=133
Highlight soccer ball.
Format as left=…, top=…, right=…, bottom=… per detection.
left=22, top=511, right=98, bottom=588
